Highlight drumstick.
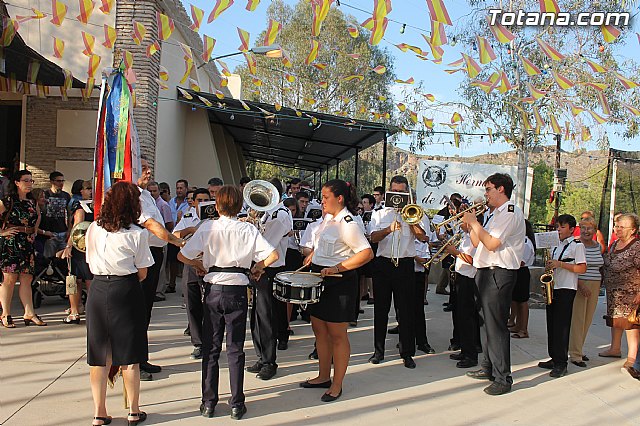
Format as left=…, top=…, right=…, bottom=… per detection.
left=293, top=271, right=343, bottom=278
left=293, top=264, right=308, bottom=273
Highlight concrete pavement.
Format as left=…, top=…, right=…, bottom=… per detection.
left=1, top=283, right=639, bottom=426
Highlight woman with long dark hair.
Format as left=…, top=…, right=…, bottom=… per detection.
left=85, top=181, right=154, bottom=426
left=0, top=170, right=46, bottom=328
left=301, top=179, right=373, bottom=402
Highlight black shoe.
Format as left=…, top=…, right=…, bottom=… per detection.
left=358, top=309, right=365, bottom=314
left=417, top=344, right=435, bottom=354
left=320, top=390, right=342, bottom=402
left=127, top=411, right=147, bottom=426
left=200, top=403, right=215, bottom=418
left=449, top=352, right=465, bottom=361
left=308, top=349, right=318, bottom=360
left=368, top=354, right=384, bottom=364
left=436, top=289, right=450, bottom=295
left=288, top=329, right=294, bottom=335
left=403, top=357, right=416, bottom=369
left=571, top=360, right=587, bottom=368
left=483, top=382, right=512, bottom=395
left=230, top=405, right=247, bottom=420
left=166, top=287, right=176, bottom=294
left=538, top=359, right=554, bottom=369
left=582, top=355, right=589, bottom=361
left=367, top=298, right=375, bottom=305
left=140, top=362, right=161, bottom=374
left=388, top=326, right=399, bottom=334
left=448, top=343, right=461, bottom=351
left=549, top=365, right=568, bottom=378
left=190, top=347, right=202, bottom=359
left=466, top=369, right=494, bottom=381
left=349, top=321, right=358, bottom=327
left=424, top=299, right=429, bottom=305
left=153, top=295, right=165, bottom=302
left=183, top=327, right=190, bottom=336
left=443, top=305, right=453, bottom=312
left=300, top=379, right=332, bottom=388
left=256, top=364, right=277, bottom=380
left=456, top=358, right=478, bottom=368
left=245, top=362, right=263, bottom=373
left=277, top=341, right=288, bottom=350
left=139, top=370, right=153, bottom=381
left=361, top=294, right=370, bottom=301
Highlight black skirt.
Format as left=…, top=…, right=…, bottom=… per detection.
left=307, top=264, right=357, bottom=323
left=71, top=248, right=93, bottom=281
left=512, top=266, right=531, bottom=303
left=86, top=274, right=148, bottom=366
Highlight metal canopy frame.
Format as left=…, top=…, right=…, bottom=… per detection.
left=178, top=89, right=396, bottom=182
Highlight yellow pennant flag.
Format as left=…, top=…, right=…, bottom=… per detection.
left=77, top=0, right=95, bottom=25
left=102, top=24, right=116, bottom=48
left=462, top=53, right=482, bottom=78
left=220, top=76, right=228, bottom=87
left=423, top=93, right=435, bottom=101
left=157, top=12, right=175, bottom=41
left=567, top=101, right=585, bottom=117
left=284, top=73, right=296, bottom=83
left=132, top=20, right=147, bottom=45
left=533, top=107, right=545, bottom=131
left=244, top=52, right=257, bottom=75
left=217, top=60, right=232, bottom=76
left=397, top=103, right=406, bottom=112
left=27, top=61, right=40, bottom=83
left=520, top=56, right=541, bottom=76
left=581, top=126, right=591, bottom=142
left=487, top=16, right=514, bottom=43
left=189, top=78, right=201, bottom=92
left=601, top=25, right=620, bottom=43
left=237, top=28, right=250, bottom=52
left=587, top=110, right=607, bottom=124
left=613, top=72, right=639, bottom=89
left=305, top=40, right=320, bottom=65
left=177, top=87, right=193, bottom=100
left=539, top=0, right=560, bottom=13
left=202, top=35, right=216, bottom=62
left=549, top=114, right=562, bottom=134
left=426, top=0, right=452, bottom=25
left=521, top=112, right=532, bottom=130
left=454, top=131, right=460, bottom=147
left=246, top=0, right=260, bottom=12
left=208, top=0, right=234, bottom=23
left=476, top=36, right=496, bottom=64
left=122, top=50, right=133, bottom=70
left=347, top=24, right=358, bottom=38
left=430, top=20, right=447, bottom=47
left=317, top=81, right=328, bottom=88
left=526, top=82, right=547, bottom=100
left=159, top=65, right=169, bottom=81
left=263, top=19, right=281, bottom=46
left=582, top=82, right=608, bottom=91
left=180, top=59, right=194, bottom=84
left=423, top=117, right=434, bottom=129
left=395, top=77, right=415, bottom=84
left=369, top=17, right=388, bottom=46
left=451, top=111, right=462, bottom=123
left=50, top=0, right=68, bottom=26
left=146, top=41, right=160, bottom=57
left=584, top=58, right=606, bottom=73
left=99, top=0, right=114, bottom=14
left=342, top=75, right=364, bottom=82
left=536, top=38, right=565, bottom=61
left=213, top=89, right=225, bottom=99
left=372, top=65, right=386, bottom=74
left=551, top=71, right=574, bottom=89
left=597, top=91, right=611, bottom=115
left=311, top=0, right=332, bottom=37
left=53, top=37, right=65, bottom=58
left=87, top=54, right=101, bottom=78
left=312, top=62, right=327, bottom=70
left=409, top=110, right=418, bottom=124
left=622, top=103, right=640, bottom=116
left=189, top=5, right=204, bottom=32
left=281, top=49, right=293, bottom=68
left=81, top=31, right=96, bottom=56
left=198, top=95, right=213, bottom=107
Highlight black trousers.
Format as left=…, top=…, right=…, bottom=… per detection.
left=546, top=288, right=576, bottom=367
left=373, top=257, right=415, bottom=358
left=250, top=266, right=286, bottom=366
left=456, top=274, right=481, bottom=361
left=449, top=268, right=459, bottom=346
left=414, top=271, right=429, bottom=346
left=185, top=273, right=204, bottom=347
left=475, top=267, right=517, bottom=385
left=201, top=285, right=248, bottom=409
left=141, top=246, right=165, bottom=328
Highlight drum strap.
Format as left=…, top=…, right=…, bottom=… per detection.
left=208, top=266, right=250, bottom=274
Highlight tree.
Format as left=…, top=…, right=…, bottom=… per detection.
left=529, top=161, right=554, bottom=224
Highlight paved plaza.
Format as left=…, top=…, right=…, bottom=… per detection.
left=1, top=282, right=639, bottom=426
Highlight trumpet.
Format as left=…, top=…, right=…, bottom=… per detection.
left=431, top=201, right=488, bottom=235
left=540, top=248, right=554, bottom=305
left=423, top=232, right=463, bottom=268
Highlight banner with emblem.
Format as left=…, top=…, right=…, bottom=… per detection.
left=416, top=160, right=533, bottom=216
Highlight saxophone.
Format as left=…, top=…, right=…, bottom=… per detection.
left=540, top=248, right=554, bottom=305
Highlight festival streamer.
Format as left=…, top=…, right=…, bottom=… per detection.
left=520, top=56, right=541, bottom=75
left=305, top=40, right=320, bottom=65
left=426, top=0, right=452, bottom=25
left=50, top=0, right=68, bottom=27
left=462, top=53, right=482, bottom=78
left=430, top=20, right=447, bottom=46
left=601, top=25, right=620, bottom=43
left=202, top=35, right=216, bottom=62
left=246, top=0, right=260, bottom=11
left=237, top=28, right=250, bottom=52
left=263, top=19, right=281, bottom=46
left=190, top=5, right=204, bottom=32
left=613, top=72, right=639, bottom=89
left=53, top=37, right=65, bottom=58
left=77, top=0, right=95, bottom=25
left=537, top=38, right=565, bottom=60
left=551, top=71, right=574, bottom=89
left=103, top=24, right=116, bottom=48
left=347, top=24, right=358, bottom=38
left=208, top=0, right=235, bottom=23
left=539, top=0, right=560, bottom=13
left=146, top=41, right=160, bottom=57
left=312, top=0, right=333, bottom=36
left=132, top=20, right=147, bottom=45
left=477, top=36, right=496, bottom=64
left=82, top=31, right=96, bottom=56
left=584, top=59, right=606, bottom=73
left=99, top=0, right=114, bottom=14
left=157, top=12, right=175, bottom=41
left=487, top=17, right=515, bottom=43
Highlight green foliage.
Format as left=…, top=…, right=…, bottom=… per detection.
left=529, top=161, right=554, bottom=224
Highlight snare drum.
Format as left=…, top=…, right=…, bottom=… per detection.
left=273, top=272, right=323, bottom=305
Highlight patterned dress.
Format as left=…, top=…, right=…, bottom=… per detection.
left=1, top=196, right=38, bottom=274
left=603, top=237, right=640, bottom=318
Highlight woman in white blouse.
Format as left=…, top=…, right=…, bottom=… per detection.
left=85, top=182, right=154, bottom=426
left=301, top=179, right=373, bottom=402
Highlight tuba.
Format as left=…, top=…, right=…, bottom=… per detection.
left=70, top=221, right=91, bottom=252
left=242, top=180, right=280, bottom=229
left=540, top=248, right=554, bottom=305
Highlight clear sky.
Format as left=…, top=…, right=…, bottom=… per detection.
left=185, top=0, right=640, bottom=157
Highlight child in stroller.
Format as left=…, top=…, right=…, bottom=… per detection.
left=31, top=247, right=86, bottom=309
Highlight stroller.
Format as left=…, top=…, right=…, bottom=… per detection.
left=31, top=250, right=86, bottom=308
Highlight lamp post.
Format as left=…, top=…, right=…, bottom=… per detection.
left=197, top=44, right=283, bottom=69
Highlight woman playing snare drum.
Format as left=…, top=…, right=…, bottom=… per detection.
left=301, top=179, right=373, bottom=402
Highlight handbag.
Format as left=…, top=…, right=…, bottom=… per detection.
left=65, top=257, right=77, bottom=295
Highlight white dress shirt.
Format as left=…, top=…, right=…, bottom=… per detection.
left=551, top=238, right=586, bottom=290
left=370, top=207, right=431, bottom=259
left=522, top=237, right=535, bottom=267
left=138, top=186, right=167, bottom=248
left=86, top=222, right=154, bottom=276
left=174, top=206, right=200, bottom=233
left=414, top=240, right=430, bottom=272
left=455, top=232, right=477, bottom=279
left=180, top=215, right=275, bottom=286
left=473, top=201, right=525, bottom=270
left=300, top=218, right=323, bottom=250
left=260, top=202, right=293, bottom=268
left=311, top=207, right=371, bottom=267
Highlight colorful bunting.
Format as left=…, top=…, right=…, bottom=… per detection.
left=397, top=103, right=406, bottom=112
left=77, top=0, right=95, bottom=25
left=217, top=60, right=231, bottom=77
left=198, top=95, right=213, bottom=107
left=237, top=28, right=250, bottom=52
left=520, top=56, right=541, bottom=75
left=498, top=71, right=513, bottom=93
left=347, top=24, right=358, bottom=38
left=601, top=25, right=620, bottom=43
left=50, top=0, right=68, bottom=26
left=533, top=107, right=545, bottom=132
left=312, top=0, right=333, bottom=36
left=342, top=75, right=364, bottom=82
left=263, top=19, right=282, bottom=46
left=305, top=40, right=320, bottom=65
left=179, top=42, right=194, bottom=62
left=447, top=57, right=464, bottom=67
left=451, top=112, right=463, bottom=123
left=613, top=72, right=639, bottom=89
left=87, top=54, right=101, bottom=78
left=312, top=62, right=327, bottom=70
left=597, top=91, right=610, bottom=115
left=539, top=0, right=560, bottom=13
left=53, top=37, right=65, bottom=58
left=27, top=61, right=40, bottom=83
left=246, top=0, right=260, bottom=11
left=99, top=0, right=114, bottom=14
left=122, top=50, right=133, bottom=70
left=426, top=0, right=452, bottom=25
left=567, top=101, right=585, bottom=116
left=526, top=82, right=546, bottom=100
left=82, top=31, right=96, bottom=56
left=179, top=59, right=193, bottom=84
left=1, top=18, right=18, bottom=47
left=423, top=93, right=436, bottom=101
left=103, top=24, right=116, bottom=48
left=551, top=71, right=574, bottom=89
left=132, top=20, right=146, bottom=45
left=462, top=53, right=482, bottom=78
left=281, top=49, right=293, bottom=68
left=423, top=117, right=434, bottom=129
left=202, top=35, right=216, bottom=62
left=582, top=82, right=608, bottom=91
left=476, top=36, right=496, bottom=64
left=16, top=8, right=46, bottom=23
left=622, top=103, right=640, bottom=116
left=82, top=77, right=94, bottom=100
left=369, top=17, right=388, bottom=45
left=317, top=81, right=328, bottom=88
left=549, top=114, right=562, bottom=134
left=146, top=41, right=160, bottom=57
left=208, top=0, right=234, bottom=23
left=372, top=65, right=387, bottom=74
left=244, top=52, right=257, bottom=75
left=189, top=78, right=201, bottom=91
left=487, top=17, right=515, bottom=43
left=159, top=66, right=169, bottom=81
left=536, top=38, right=565, bottom=61
left=587, top=110, right=608, bottom=124
left=584, top=58, right=606, bottom=73
left=189, top=5, right=204, bottom=32
left=521, top=112, right=533, bottom=130
left=157, top=12, right=175, bottom=41
left=395, top=77, right=415, bottom=84
left=63, top=69, right=73, bottom=90
left=430, top=20, right=447, bottom=47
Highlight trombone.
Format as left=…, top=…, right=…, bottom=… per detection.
left=423, top=232, right=463, bottom=268
left=390, top=186, right=425, bottom=266
left=431, top=201, right=488, bottom=235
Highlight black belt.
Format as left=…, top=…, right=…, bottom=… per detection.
left=206, top=284, right=247, bottom=292
left=94, top=273, right=137, bottom=280
left=479, top=266, right=506, bottom=270
left=208, top=266, right=250, bottom=274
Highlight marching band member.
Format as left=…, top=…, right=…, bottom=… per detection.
left=178, top=185, right=278, bottom=420
left=84, top=181, right=154, bottom=426
left=368, top=176, right=431, bottom=369
left=247, top=179, right=293, bottom=380
left=372, top=186, right=385, bottom=211
left=172, top=188, right=211, bottom=360
left=461, top=173, right=525, bottom=395
left=413, top=237, right=435, bottom=353
left=538, top=214, right=586, bottom=378
left=300, top=179, right=373, bottom=402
